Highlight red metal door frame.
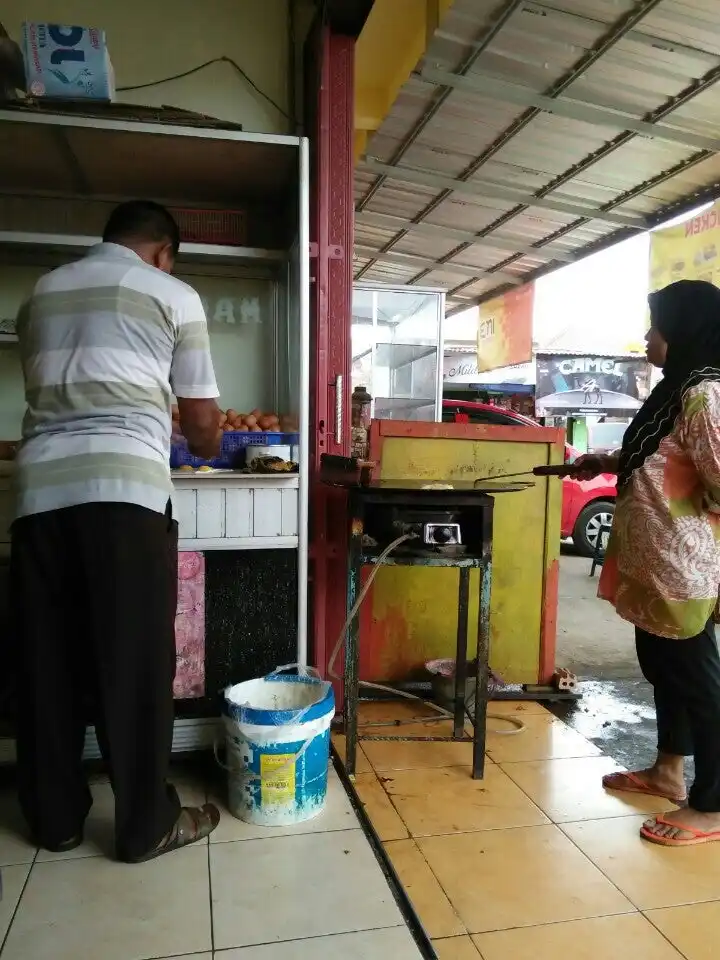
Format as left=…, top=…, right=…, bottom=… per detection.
left=304, top=24, right=354, bottom=696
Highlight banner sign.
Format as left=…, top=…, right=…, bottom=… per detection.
left=443, top=356, right=535, bottom=386
left=649, top=200, right=720, bottom=292
left=476, top=283, right=534, bottom=373
left=535, top=354, right=651, bottom=415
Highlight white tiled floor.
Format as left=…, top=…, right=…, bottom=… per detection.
left=0, top=767, right=424, bottom=959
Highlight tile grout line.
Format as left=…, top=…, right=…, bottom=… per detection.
left=365, top=755, right=471, bottom=941
left=496, top=753, right=609, bottom=765
left=487, top=750, right=603, bottom=764
left=362, top=736, right=646, bottom=940
left=494, top=756, right=667, bottom=826
left=367, top=763, right=551, bottom=839
left=207, top=785, right=215, bottom=958
left=539, top=772, right=720, bottom=918
left=436, top=934, right=484, bottom=960
left=551, top=816, right=649, bottom=914
left=465, top=909, right=645, bottom=935
left=354, top=705, right=706, bottom=946
left=205, top=730, right=214, bottom=957
left=365, top=749, right=527, bottom=939
left=212, top=922, right=421, bottom=954
left=641, top=907, right=701, bottom=960
left=366, top=762, right=557, bottom=840
left=208, top=826, right=364, bottom=848
left=331, top=745, right=438, bottom=960
left=369, top=759, right=676, bottom=833
left=365, top=768, right=415, bottom=841
left=383, top=834, right=468, bottom=940
left=0, top=846, right=40, bottom=956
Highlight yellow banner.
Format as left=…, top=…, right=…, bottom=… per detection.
left=476, top=283, right=534, bottom=373
left=649, top=201, right=720, bottom=292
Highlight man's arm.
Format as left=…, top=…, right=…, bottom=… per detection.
left=177, top=398, right=222, bottom=460
left=170, top=291, right=222, bottom=460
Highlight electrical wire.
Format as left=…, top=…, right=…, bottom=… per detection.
left=327, top=534, right=525, bottom=736
left=117, top=56, right=293, bottom=122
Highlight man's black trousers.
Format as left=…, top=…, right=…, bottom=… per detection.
left=10, top=501, right=181, bottom=860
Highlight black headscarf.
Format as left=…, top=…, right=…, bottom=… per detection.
left=617, top=280, right=720, bottom=490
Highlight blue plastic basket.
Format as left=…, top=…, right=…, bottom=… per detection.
left=171, top=432, right=299, bottom=469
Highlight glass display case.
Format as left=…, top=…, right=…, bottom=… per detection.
left=351, top=283, right=445, bottom=421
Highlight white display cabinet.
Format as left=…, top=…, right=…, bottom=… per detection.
left=351, top=283, right=445, bottom=422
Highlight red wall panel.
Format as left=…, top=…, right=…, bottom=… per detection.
left=304, top=26, right=354, bottom=702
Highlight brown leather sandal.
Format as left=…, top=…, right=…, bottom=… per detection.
left=126, top=803, right=220, bottom=863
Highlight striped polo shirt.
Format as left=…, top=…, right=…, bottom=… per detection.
left=14, top=242, right=219, bottom=518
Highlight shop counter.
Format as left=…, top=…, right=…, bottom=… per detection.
left=171, top=470, right=299, bottom=551
left=0, top=467, right=300, bottom=557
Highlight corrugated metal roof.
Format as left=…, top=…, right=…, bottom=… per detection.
left=354, top=0, right=720, bottom=314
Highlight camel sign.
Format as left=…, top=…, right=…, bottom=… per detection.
left=535, top=353, right=650, bottom=416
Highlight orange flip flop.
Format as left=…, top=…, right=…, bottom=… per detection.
left=640, top=815, right=720, bottom=847
left=602, top=771, right=686, bottom=805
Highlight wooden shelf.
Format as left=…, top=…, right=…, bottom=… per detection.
left=0, top=231, right=286, bottom=266
left=0, top=107, right=301, bottom=207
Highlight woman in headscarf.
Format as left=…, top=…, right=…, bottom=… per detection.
left=574, top=279, right=720, bottom=846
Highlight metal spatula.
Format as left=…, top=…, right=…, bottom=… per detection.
left=473, top=464, right=577, bottom=485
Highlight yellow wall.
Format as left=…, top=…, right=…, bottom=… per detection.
left=362, top=430, right=563, bottom=684
left=4, top=0, right=296, bottom=134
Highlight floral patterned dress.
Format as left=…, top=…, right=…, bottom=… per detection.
left=599, top=380, right=720, bottom=639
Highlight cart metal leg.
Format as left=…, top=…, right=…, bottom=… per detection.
left=472, top=502, right=494, bottom=779
left=453, top=567, right=470, bottom=739
left=342, top=495, right=495, bottom=781
left=344, top=514, right=363, bottom=776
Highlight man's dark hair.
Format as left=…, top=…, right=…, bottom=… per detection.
left=103, top=200, right=181, bottom=255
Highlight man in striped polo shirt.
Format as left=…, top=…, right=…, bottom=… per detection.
left=11, top=201, right=222, bottom=861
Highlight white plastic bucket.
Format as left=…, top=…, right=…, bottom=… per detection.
left=222, top=665, right=335, bottom=826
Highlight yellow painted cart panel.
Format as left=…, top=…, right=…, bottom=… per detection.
left=360, top=421, right=564, bottom=685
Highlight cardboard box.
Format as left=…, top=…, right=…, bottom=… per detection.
left=22, top=22, right=114, bottom=101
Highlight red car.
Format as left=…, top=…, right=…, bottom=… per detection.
left=442, top=399, right=616, bottom=556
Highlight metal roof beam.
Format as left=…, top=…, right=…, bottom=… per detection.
left=359, top=158, right=645, bottom=228
left=355, top=210, right=575, bottom=261
left=353, top=244, right=521, bottom=284
left=399, top=28, right=720, bottom=290
left=439, top=1, right=719, bottom=72
left=418, top=67, right=720, bottom=153
left=443, top=155, right=720, bottom=316
left=354, top=0, right=665, bottom=281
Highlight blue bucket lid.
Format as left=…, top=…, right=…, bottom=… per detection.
left=223, top=675, right=335, bottom=727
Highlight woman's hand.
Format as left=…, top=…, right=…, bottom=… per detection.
left=571, top=453, right=619, bottom=480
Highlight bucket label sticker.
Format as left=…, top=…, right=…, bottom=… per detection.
left=260, top=753, right=295, bottom=806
